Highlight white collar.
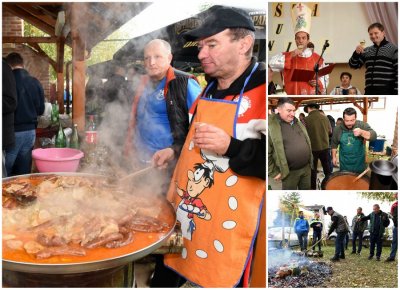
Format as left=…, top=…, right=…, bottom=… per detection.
left=299, top=48, right=313, bottom=58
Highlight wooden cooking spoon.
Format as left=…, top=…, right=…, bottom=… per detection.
left=353, top=167, right=370, bottom=183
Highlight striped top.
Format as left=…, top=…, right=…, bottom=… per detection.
left=349, top=38, right=398, bottom=95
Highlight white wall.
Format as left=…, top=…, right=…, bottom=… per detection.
left=268, top=2, right=372, bottom=63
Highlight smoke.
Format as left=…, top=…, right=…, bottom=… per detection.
left=268, top=248, right=294, bottom=268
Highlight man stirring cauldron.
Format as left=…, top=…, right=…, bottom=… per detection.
left=331, top=107, right=377, bottom=173
left=161, top=5, right=266, bottom=288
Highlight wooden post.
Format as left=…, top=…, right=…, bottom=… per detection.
left=363, top=97, right=368, bottom=123
left=70, top=3, right=86, bottom=132
left=56, top=37, right=65, bottom=114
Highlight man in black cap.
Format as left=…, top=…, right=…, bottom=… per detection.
left=327, top=207, right=349, bottom=261
left=304, top=103, right=332, bottom=189
left=162, top=5, right=266, bottom=288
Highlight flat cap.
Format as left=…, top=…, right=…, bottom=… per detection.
left=183, top=5, right=255, bottom=41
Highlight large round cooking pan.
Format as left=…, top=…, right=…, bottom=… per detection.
left=321, top=171, right=370, bottom=190
left=3, top=173, right=176, bottom=274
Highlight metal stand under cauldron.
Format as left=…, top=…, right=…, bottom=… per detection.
left=3, top=264, right=135, bottom=287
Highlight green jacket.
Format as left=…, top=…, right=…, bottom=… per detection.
left=361, top=210, right=390, bottom=237
left=305, top=109, right=331, bottom=151
left=268, top=114, right=313, bottom=180
left=331, top=120, right=377, bottom=149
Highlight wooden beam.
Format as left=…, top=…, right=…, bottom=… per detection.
left=28, top=43, right=57, bottom=71
left=4, top=4, right=55, bottom=36
left=17, top=4, right=57, bottom=27
left=3, top=36, right=58, bottom=43
left=56, top=38, right=65, bottom=114
left=71, top=2, right=86, bottom=132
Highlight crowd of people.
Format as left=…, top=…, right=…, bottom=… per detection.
left=291, top=193, right=397, bottom=264
left=268, top=97, right=377, bottom=190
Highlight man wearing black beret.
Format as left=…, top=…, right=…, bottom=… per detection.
left=161, top=5, right=266, bottom=288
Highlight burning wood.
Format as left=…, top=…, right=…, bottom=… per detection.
left=268, top=249, right=332, bottom=288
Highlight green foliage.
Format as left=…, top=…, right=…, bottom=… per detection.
left=359, top=192, right=396, bottom=202
left=274, top=192, right=302, bottom=227
left=280, top=192, right=302, bottom=213
left=23, top=22, right=72, bottom=82
left=87, top=30, right=130, bottom=66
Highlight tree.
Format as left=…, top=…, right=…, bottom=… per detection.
left=272, top=192, right=302, bottom=227
left=359, top=192, right=396, bottom=202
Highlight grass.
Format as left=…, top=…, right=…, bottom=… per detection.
left=313, top=245, right=397, bottom=288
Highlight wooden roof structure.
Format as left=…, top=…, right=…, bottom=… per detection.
left=3, top=2, right=151, bottom=130
left=268, top=97, right=380, bottom=122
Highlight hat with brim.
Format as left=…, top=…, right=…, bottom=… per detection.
left=183, top=5, right=255, bottom=41
left=304, top=103, right=320, bottom=113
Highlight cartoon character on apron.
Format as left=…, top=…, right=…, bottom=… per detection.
left=165, top=63, right=266, bottom=287
left=176, top=150, right=229, bottom=240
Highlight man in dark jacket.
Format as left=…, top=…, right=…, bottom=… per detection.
left=360, top=204, right=390, bottom=261
left=351, top=207, right=368, bottom=255
left=5, top=53, right=44, bottom=176
left=294, top=211, right=310, bottom=251
left=2, top=59, right=18, bottom=177
left=304, top=103, right=332, bottom=189
left=327, top=207, right=349, bottom=261
left=310, top=212, right=323, bottom=251
left=386, top=193, right=398, bottom=262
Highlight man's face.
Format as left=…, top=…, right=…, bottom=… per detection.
left=277, top=103, right=296, bottom=123
left=328, top=209, right=333, bottom=216
left=197, top=29, right=244, bottom=79
left=144, top=42, right=172, bottom=81
left=295, top=32, right=309, bottom=48
left=369, top=27, right=385, bottom=45
left=187, top=169, right=210, bottom=198
left=299, top=212, right=303, bottom=218
left=341, top=75, right=351, bottom=87
left=357, top=208, right=362, bottom=215
left=343, top=114, right=356, bottom=129
left=373, top=205, right=380, bottom=214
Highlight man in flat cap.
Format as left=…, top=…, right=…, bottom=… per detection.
left=304, top=103, right=332, bottom=189
left=327, top=207, right=349, bottom=261
left=161, top=5, right=266, bottom=288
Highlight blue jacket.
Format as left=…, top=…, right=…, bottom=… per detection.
left=294, top=217, right=309, bottom=234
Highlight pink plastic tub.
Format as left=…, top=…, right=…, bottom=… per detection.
left=32, top=148, right=84, bottom=173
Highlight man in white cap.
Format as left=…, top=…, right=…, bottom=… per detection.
left=269, top=3, right=329, bottom=95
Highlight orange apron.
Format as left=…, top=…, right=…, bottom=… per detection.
left=165, top=64, right=265, bottom=287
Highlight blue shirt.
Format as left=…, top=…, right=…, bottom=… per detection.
left=134, top=77, right=200, bottom=162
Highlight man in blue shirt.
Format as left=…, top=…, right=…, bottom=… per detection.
left=294, top=211, right=310, bottom=251
left=125, top=39, right=201, bottom=169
